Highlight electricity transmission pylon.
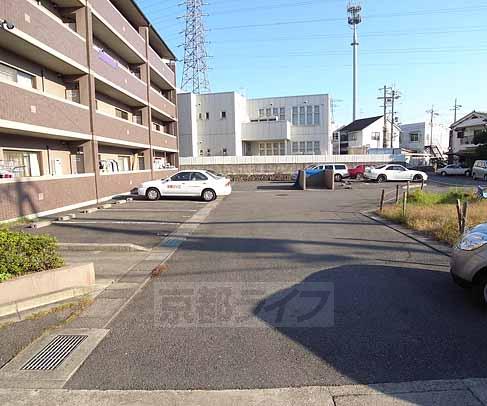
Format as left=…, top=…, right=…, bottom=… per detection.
left=180, top=0, right=210, bottom=94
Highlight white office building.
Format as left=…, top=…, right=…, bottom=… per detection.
left=178, top=92, right=332, bottom=157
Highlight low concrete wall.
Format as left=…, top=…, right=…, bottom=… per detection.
left=0, top=263, right=95, bottom=317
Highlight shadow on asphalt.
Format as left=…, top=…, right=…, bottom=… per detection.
left=254, top=265, right=487, bottom=388
left=256, top=184, right=297, bottom=191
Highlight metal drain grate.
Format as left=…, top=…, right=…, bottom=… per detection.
left=21, top=335, right=88, bottom=371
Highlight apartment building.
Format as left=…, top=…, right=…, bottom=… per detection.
left=400, top=122, right=450, bottom=154
left=178, top=92, right=332, bottom=157
left=0, top=0, right=179, bottom=221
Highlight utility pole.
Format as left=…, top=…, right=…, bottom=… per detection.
left=377, top=86, right=400, bottom=148
left=379, top=85, right=388, bottom=148
left=449, top=98, right=462, bottom=152
left=426, top=105, right=440, bottom=146
left=347, top=2, right=362, bottom=122
left=390, top=90, right=401, bottom=148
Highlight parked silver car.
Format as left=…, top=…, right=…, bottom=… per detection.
left=451, top=223, right=487, bottom=305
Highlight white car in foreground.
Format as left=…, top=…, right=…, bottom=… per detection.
left=365, top=164, right=428, bottom=183
left=136, top=170, right=232, bottom=201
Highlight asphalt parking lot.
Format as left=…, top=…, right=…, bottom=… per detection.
left=26, top=197, right=207, bottom=250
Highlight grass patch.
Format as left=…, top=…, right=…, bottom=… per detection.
left=380, top=189, right=487, bottom=246
left=0, top=229, right=64, bottom=282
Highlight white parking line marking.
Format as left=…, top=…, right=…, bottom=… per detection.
left=104, top=209, right=198, bottom=212
left=55, top=220, right=180, bottom=225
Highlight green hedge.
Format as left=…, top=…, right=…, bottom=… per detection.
left=0, top=229, right=64, bottom=282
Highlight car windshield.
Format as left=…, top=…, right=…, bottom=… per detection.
left=205, top=171, right=221, bottom=179
left=375, top=165, right=386, bottom=169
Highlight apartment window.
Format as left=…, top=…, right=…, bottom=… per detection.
left=221, top=111, right=227, bottom=119
left=314, top=105, right=320, bottom=125
left=117, top=155, right=131, bottom=172
left=299, top=106, right=305, bottom=125
left=273, top=107, right=279, bottom=117
left=292, top=142, right=298, bottom=153
left=132, top=112, right=142, bottom=125
left=372, top=132, right=381, bottom=141
left=306, top=106, right=313, bottom=125
left=3, top=149, right=41, bottom=177
left=314, top=141, right=320, bottom=154
left=299, top=141, right=305, bottom=154
left=115, top=108, right=129, bottom=120
left=0, top=63, right=34, bottom=89
left=65, top=83, right=80, bottom=103
left=259, top=109, right=265, bottom=118
left=205, top=112, right=210, bottom=120
left=349, top=133, right=357, bottom=141
left=457, top=131, right=465, bottom=139
left=292, top=107, right=298, bottom=125
left=410, top=132, right=419, bottom=142
left=138, top=155, right=145, bottom=170
left=279, top=107, right=285, bottom=121
left=153, top=122, right=161, bottom=132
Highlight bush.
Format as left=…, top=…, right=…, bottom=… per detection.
left=407, top=189, right=475, bottom=205
left=0, top=229, right=64, bottom=282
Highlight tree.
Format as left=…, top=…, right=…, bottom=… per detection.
left=473, top=130, right=487, bottom=158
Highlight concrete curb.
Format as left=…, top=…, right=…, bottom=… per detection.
left=362, top=210, right=451, bottom=257
left=28, top=221, right=52, bottom=229
left=0, top=263, right=95, bottom=318
left=58, top=243, right=150, bottom=252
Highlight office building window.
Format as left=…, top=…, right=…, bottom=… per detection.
left=279, top=107, right=285, bottom=121
left=299, top=141, right=305, bottom=154
left=409, top=133, right=419, bottom=142
left=273, top=107, right=279, bottom=117
left=314, top=105, right=320, bottom=125
left=266, top=108, right=271, bottom=117
left=221, top=111, right=227, bottom=119
left=259, top=109, right=265, bottom=118
left=292, top=142, right=298, bottom=153
left=306, top=141, right=313, bottom=153
left=115, top=108, right=129, bottom=120
left=306, top=106, right=313, bottom=125
left=259, top=142, right=285, bottom=155
left=292, top=107, right=298, bottom=125
left=299, top=106, right=305, bottom=125
left=314, top=141, right=320, bottom=154
left=205, top=112, right=210, bottom=120
left=259, top=143, right=265, bottom=156
left=280, top=143, right=286, bottom=155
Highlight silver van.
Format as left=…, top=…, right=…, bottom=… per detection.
left=472, top=160, right=487, bottom=180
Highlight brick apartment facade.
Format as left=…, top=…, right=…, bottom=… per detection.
left=0, top=0, right=179, bottom=222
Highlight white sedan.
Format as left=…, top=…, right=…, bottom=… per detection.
left=436, top=164, right=471, bottom=177
left=136, top=170, right=232, bottom=201
left=365, top=164, right=428, bottom=183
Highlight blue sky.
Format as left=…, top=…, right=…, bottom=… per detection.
left=136, top=0, right=487, bottom=127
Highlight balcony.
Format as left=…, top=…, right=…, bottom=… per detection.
left=242, top=121, right=291, bottom=142
left=0, top=80, right=91, bottom=138
left=150, top=89, right=177, bottom=120
left=2, top=0, right=87, bottom=71
left=95, top=112, right=150, bottom=145
left=149, top=48, right=176, bottom=88
left=152, top=131, right=178, bottom=151
left=91, top=48, right=147, bottom=102
left=90, top=0, right=146, bottom=58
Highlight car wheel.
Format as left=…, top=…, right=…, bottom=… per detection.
left=413, top=174, right=423, bottom=182
left=376, top=174, right=387, bottom=183
left=356, top=173, right=364, bottom=181
left=334, top=174, right=343, bottom=182
left=202, top=188, right=216, bottom=202
left=473, top=173, right=477, bottom=180
left=146, top=188, right=161, bottom=201
left=472, top=276, right=487, bottom=307
left=440, top=171, right=447, bottom=176
left=484, top=175, right=487, bottom=182
left=465, top=170, right=471, bottom=177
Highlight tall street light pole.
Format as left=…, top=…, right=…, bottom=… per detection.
left=348, top=3, right=362, bottom=122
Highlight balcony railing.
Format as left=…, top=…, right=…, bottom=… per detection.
left=91, top=49, right=147, bottom=102
left=0, top=81, right=91, bottom=136
left=151, top=130, right=178, bottom=150
left=148, top=47, right=176, bottom=88
left=5, top=0, right=87, bottom=68
left=95, top=112, right=150, bottom=145
left=90, top=0, right=146, bottom=57
left=150, top=89, right=177, bottom=119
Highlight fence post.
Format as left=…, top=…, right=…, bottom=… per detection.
left=395, top=184, right=400, bottom=204
left=462, top=201, right=468, bottom=234
left=456, top=199, right=463, bottom=233
left=421, top=178, right=425, bottom=191
left=402, top=191, right=408, bottom=216
left=406, top=181, right=410, bottom=196
left=379, top=189, right=385, bottom=212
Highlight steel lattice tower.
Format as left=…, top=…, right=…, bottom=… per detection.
left=180, top=0, right=210, bottom=94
